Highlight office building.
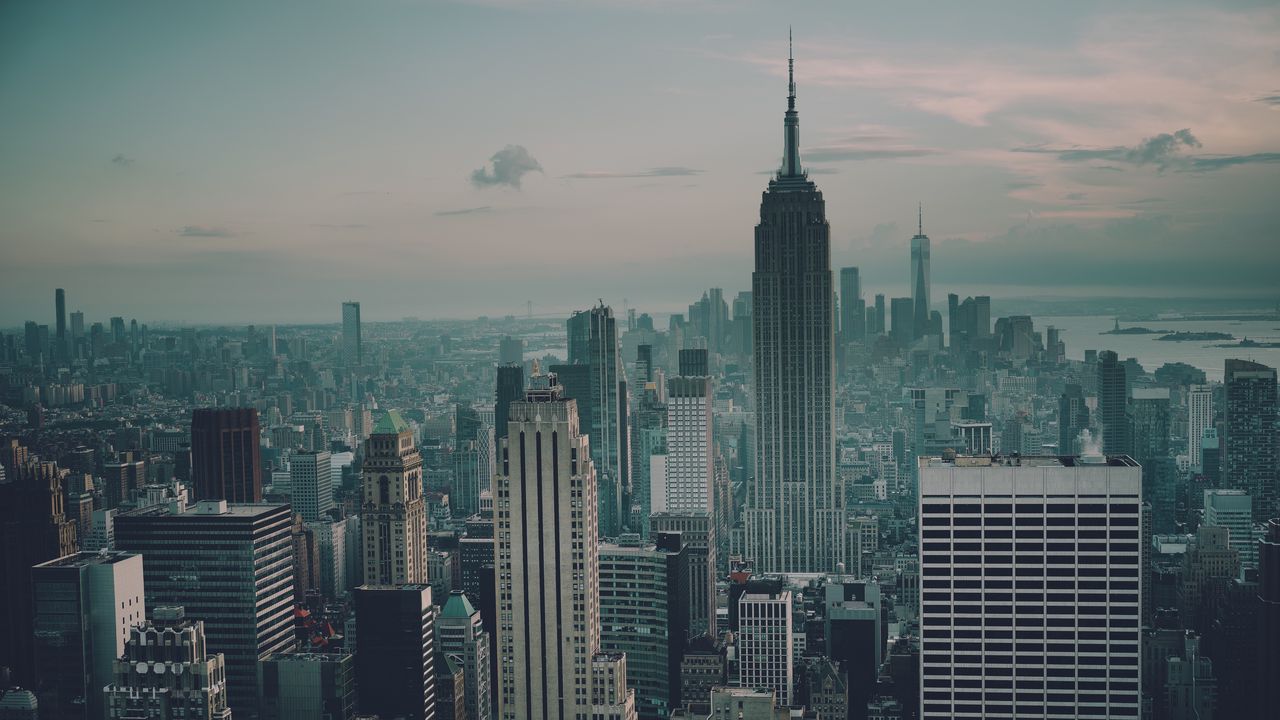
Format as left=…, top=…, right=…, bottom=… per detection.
left=737, top=585, right=794, bottom=706
left=438, top=591, right=492, bottom=720
left=361, top=410, right=428, bottom=585
left=290, top=449, right=334, bottom=522
left=565, top=303, right=629, bottom=538
left=630, top=381, right=666, bottom=540
left=260, top=651, right=357, bottom=720
left=889, top=297, right=914, bottom=347
left=455, top=405, right=495, bottom=517
left=1223, top=359, right=1277, bottom=522
left=115, top=500, right=295, bottom=714
left=354, top=585, right=437, bottom=720
left=598, top=533, right=690, bottom=720
left=918, top=454, right=1142, bottom=719
left=590, top=653, right=638, bottom=720
left=650, top=512, right=716, bottom=636
left=745, top=41, right=845, bottom=574
left=498, top=335, right=524, bottom=365
left=840, top=266, right=865, bottom=343
left=103, top=605, right=232, bottom=720
left=824, top=578, right=883, bottom=717
left=54, top=288, right=66, bottom=362
left=910, top=208, right=931, bottom=339
left=190, top=407, right=263, bottom=503
left=495, top=364, right=525, bottom=444
left=342, top=301, right=362, bottom=367
left=1057, top=384, right=1090, bottom=455
left=1187, top=385, right=1213, bottom=470
left=31, top=551, right=144, bottom=720
left=1259, top=519, right=1280, bottom=713
left=1097, top=350, right=1132, bottom=456
left=664, top=374, right=713, bottom=514
left=1203, top=489, right=1255, bottom=569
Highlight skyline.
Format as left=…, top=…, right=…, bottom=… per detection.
left=3, top=0, right=1280, bottom=325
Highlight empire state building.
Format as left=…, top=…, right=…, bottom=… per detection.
left=744, top=36, right=846, bottom=573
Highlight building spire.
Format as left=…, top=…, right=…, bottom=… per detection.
left=918, top=202, right=923, bottom=236
left=780, top=27, right=802, bottom=178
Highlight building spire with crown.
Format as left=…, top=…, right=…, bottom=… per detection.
left=780, top=27, right=802, bottom=178
left=918, top=202, right=924, bottom=236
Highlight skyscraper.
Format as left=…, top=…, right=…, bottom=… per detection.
left=890, top=297, right=915, bottom=346
left=31, top=550, right=145, bottom=720
left=115, top=500, right=296, bottom=715
left=1187, top=384, right=1213, bottom=470
left=290, top=449, right=334, bottom=522
left=566, top=303, right=629, bottom=537
left=737, top=585, right=794, bottom=707
left=438, top=590, right=492, bottom=720
left=664, top=374, right=713, bottom=514
left=1097, top=350, right=1131, bottom=456
left=840, top=266, right=865, bottom=343
left=1203, top=489, right=1255, bottom=568
left=104, top=605, right=233, bottom=720
left=745, top=36, right=845, bottom=574
left=354, top=585, right=438, bottom=720
left=495, top=363, right=525, bottom=444
left=361, top=410, right=427, bottom=585
left=918, top=454, right=1142, bottom=719
left=495, top=370, right=623, bottom=720
left=1259, top=518, right=1280, bottom=714
left=342, top=301, right=362, bottom=367
left=54, top=288, right=66, bottom=362
left=1057, top=383, right=1090, bottom=455
left=873, top=294, right=886, bottom=336
left=910, top=206, right=930, bottom=339
left=190, top=407, right=263, bottom=503
left=1223, top=359, right=1277, bottom=522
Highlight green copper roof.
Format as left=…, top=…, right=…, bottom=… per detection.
left=441, top=591, right=477, bottom=619
left=371, top=409, right=410, bottom=436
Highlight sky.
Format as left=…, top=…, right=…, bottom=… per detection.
left=2, top=0, right=1279, bottom=326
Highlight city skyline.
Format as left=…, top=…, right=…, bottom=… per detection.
left=3, top=1, right=1280, bottom=324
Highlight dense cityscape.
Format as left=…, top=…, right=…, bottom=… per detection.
left=4, top=4, right=1280, bottom=720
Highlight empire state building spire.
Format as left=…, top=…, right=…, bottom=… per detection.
left=781, top=28, right=803, bottom=178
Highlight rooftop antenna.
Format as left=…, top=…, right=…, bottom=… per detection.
left=918, top=202, right=923, bottom=236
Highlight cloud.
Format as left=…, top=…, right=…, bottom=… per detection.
left=1187, top=153, right=1280, bottom=171
left=801, top=144, right=940, bottom=163
left=1255, top=93, right=1280, bottom=106
left=435, top=206, right=494, bottom=217
left=178, top=225, right=237, bottom=238
left=110, top=153, right=134, bottom=167
left=309, top=223, right=368, bottom=229
left=470, top=145, right=542, bottom=189
left=1014, top=129, right=1200, bottom=169
left=1066, top=192, right=1087, bottom=201
left=562, top=166, right=702, bottom=179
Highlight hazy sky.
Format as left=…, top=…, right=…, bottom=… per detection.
left=2, top=0, right=1278, bottom=325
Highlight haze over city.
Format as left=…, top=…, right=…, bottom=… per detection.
left=3, top=0, right=1279, bottom=324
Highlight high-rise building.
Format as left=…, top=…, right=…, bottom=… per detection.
left=910, top=207, right=931, bottom=339
left=1259, top=518, right=1280, bottom=713
left=103, top=605, right=233, bottom=720
left=1223, top=359, right=1277, bottom=522
left=438, top=591, right=492, bottom=720
left=498, top=335, right=524, bottom=365
left=745, top=39, right=845, bottom=574
left=590, top=653, right=638, bottom=720
left=361, top=410, right=428, bottom=585
left=664, top=375, right=713, bottom=514
left=873, top=294, right=886, bottom=336
left=115, top=500, right=296, bottom=714
left=54, top=288, right=66, bottom=362
left=291, top=449, right=334, bottom=522
left=565, top=303, right=629, bottom=538
left=1057, top=383, right=1090, bottom=455
left=1131, top=387, right=1175, bottom=532
left=354, top=585, right=437, bottom=720
left=260, top=651, right=357, bottom=720
left=1187, top=384, right=1213, bottom=470
left=455, top=405, right=495, bottom=517
left=496, top=370, right=625, bottom=720
left=918, top=454, right=1142, bottom=719
left=1203, top=489, right=1255, bottom=569
left=630, top=382, right=666, bottom=540
left=495, top=364, right=525, bottom=445
left=840, top=267, right=865, bottom=343
left=650, top=512, right=716, bottom=637
left=31, top=551, right=145, bottom=720
left=598, top=533, right=690, bottom=720
left=1097, top=350, right=1132, bottom=456
left=342, top=301, right=362, bottom=367
left=737, top=585, right=794, bottom=706
left=190, top=407, right=263, bottom=503
left=0, top=446, right=79, bottom=685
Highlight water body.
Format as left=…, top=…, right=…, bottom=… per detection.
left=1035, top=315, right=1280, bottom=381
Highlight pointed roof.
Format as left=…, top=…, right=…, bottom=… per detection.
left=441, top=590, right=477, bottom=619
left=372, top=409, right=410, bottom=436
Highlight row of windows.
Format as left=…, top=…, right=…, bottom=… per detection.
left=923, top=503, right=1139, bottom=514
left=922, top=678, right=1139, bottom=690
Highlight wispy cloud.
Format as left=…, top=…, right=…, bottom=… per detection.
left=802, top=144, right=940, bottom=163
left=1014, top=129, right=1201, bottom=169
left=110, top=153, right=134, bottom=167
left=562, top=166, right=703, bottom=179
left=309, top=223, right=368, bottom=229
left=1255, top=93, right=1280, bottom=107
left=471, top=145, right=542, bottom=189
left=435, top=206, right=494, bottom=217
left=178, top=225, right=237, bottom=238
left=1187, top=153, right=1280, bottom=171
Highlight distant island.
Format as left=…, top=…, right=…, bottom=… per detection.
left=1214, top=338, right=1280, bottom=348
left=1101, top=326, right=1164, bottom=335
left=1157, top=331, right=1234, bottom=342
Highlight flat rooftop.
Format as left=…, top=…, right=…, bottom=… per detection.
left=35, top=550, right=139, bottom=569
left=921, top=454, right=1138, bottom=469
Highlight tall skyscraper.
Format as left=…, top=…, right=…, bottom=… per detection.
left=873, top=294, right=886, bottom=336
left=291, top=449, right=334, bottom=522
left=31, top=550, right=145, bottom=720
left=455, top=404, right=496, bottom=517
left=737, top=585, right=794, bottom=706
left=1097, top=350, right=1131, bottom=456
left=260, top=651, right=357, bottom=720
left=566, top=303, right=629, bottom=537
left=1223, top=359, right=1277, bottom=522
left=1057, top=383, right=1090, bottom=455
left=910, top=206, right=931, bottom=339
left=361, top=410, right=427, bottom=585
left=115, top=500, right=296, bottom=715
left=745, top=37, right=845, bottom=574
left=664, top=374, right=714, bottom=513
left=890, top=297, right=915, bottom=346
left=1203, top=489, right=1255, bottom=568
left=1187, top=384, right=1213, bottom=470
left=354, top=585, right=438, bottom=720
left=104, top=605, right=233, bottom=720
left=918, top=454, right=1142, bottom=719
left=839, top=266, right=865, bottom=343
left=438, top=590, right=492, bottom=720
left=190, top=407, right=263, bottom=503
left=54, top=288, right=66, bottom=362
left=1259, top=518, right=1280, bottom=714
left=495, top=363, right=525, bottom=444
left=342, top=301, right=362, bottom=367
left=496, top=370, right=625, bottom=720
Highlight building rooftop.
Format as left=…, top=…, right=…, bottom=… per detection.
left=371, top=409, right=411, bottom=436
left=440, top=590, right=477, bottom=619
left=921, top=453, right=1138, bottom=469
left=34, top=549, right=139, bottom=569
